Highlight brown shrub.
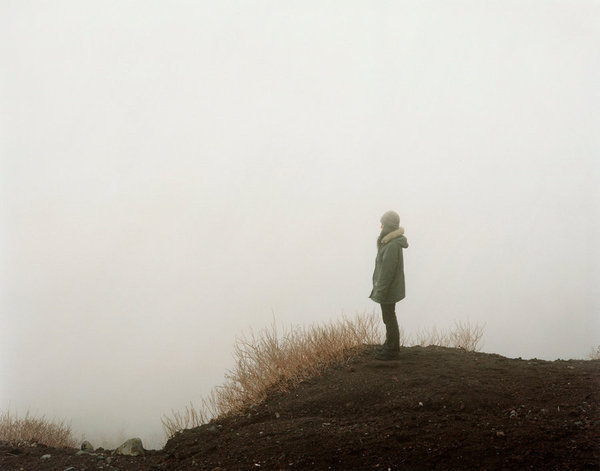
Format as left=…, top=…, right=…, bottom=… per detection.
left=0, top=410, right=77, bottom=448
left=162, top=313, right=381, bottom=438
left=415, top=320, right=484, bottom=352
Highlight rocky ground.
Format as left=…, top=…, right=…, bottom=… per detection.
left=2, top=345, right=598, bottom=470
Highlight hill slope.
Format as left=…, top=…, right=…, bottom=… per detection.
left=1, top=346, right=598, bottom=470
left=164, top=346, right=599, bottom=470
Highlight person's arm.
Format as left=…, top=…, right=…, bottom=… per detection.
left=371, top=245, right=399, bottom=301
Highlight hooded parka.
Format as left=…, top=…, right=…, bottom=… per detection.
left=369, top=228, right=408, bottom=304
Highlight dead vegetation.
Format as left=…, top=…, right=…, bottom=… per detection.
left=162, top=313, right=381, bottom=437
left=0, top=410, right=77, bottom=448
left=162, top=313, right=486, bottom=438
left=415, top=319, right=485, bottom=351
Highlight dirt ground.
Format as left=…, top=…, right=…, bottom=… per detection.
left=2, top=345, right=598, bottom=470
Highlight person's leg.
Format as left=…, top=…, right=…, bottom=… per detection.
left=376, top=303, right=388, bottom=351
left=381, top=303, right=400, bottom=352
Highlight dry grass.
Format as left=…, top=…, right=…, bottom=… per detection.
left=0, top=410, right=77, bottom=448
left=415, top=320, right=485, bottom=352
left=163, top=313, right=381, bottom=437
left=162, top=313, right=486, bottom=439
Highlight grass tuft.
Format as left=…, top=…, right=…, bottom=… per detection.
left=415, top=319, right=485, bottom=352
left=0, top=410, right=77, bottom=448
left=162, top=313, right=381, bottom=438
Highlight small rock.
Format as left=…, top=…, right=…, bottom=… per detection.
left=510, top=410, right=517, bottom=418
left=114, top=437, right=145, bottom=456
left=496, top=431, right=505, bottom=437
left=40, top=454, right=51, bottom=460
left=275, top=412, right=280, bottom=419
left=76, top=450, right=91, bottom=456
left=418, top=402, right=423, bottom=407
left=106, top=456, right=112, bottom=464
left=81, top=440, right=95, bottom=452
left=64, top=467, right=76, bottom=471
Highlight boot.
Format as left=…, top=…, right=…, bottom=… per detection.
left=375, top=341, right=388, bottom=354
left=375, top=348, right=400, bottom=361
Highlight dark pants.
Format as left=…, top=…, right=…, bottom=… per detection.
left=381, top=303, right=400, bottom=351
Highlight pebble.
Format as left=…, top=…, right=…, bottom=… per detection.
left=64, top=467, right=76, bottom=471
left=40, top=454, right=51, bottom=460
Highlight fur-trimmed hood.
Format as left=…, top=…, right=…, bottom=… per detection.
left=381, top=227, right=408, bottom=247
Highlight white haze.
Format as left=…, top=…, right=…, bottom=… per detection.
left=1, top=1, right=598, bottom=449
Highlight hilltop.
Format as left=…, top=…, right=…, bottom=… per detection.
left=1, top=345, right=598, bottom=470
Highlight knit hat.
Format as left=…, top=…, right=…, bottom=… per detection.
left=380, top=210, right=400, bottom=229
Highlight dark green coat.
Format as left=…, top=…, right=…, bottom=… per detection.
left=369, top=228, right=408, bottom=304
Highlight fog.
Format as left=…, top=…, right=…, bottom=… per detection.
left=1, top=1, right=599, bottom=449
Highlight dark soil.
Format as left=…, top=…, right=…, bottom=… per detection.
left=2, top=346, right=599, bottom=470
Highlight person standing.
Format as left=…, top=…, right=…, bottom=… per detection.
left=369, top=210, right=409, bottom=360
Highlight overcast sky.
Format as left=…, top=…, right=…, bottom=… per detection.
left=1, top=0, right=599, bottom=449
